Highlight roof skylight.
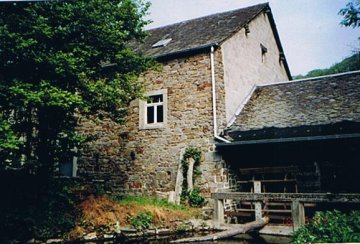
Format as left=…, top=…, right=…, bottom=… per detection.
left=152, top=38, right=172, bottom=48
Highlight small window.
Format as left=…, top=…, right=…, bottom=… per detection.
left=59, top=150, right=78, bottom=177
left=146, top=94, right=164, bottom=125
left=139, top=89, right=167, bottom=129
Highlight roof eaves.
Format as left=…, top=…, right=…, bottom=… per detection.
left=152, top=43, right=220, bottom=60
left=217, top=133, right=360, bottom=148
left=265, top=8, right=292, bottom=80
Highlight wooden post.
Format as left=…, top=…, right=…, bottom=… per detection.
left=254, top=181, right=262, bottom=221
left=214, top=199, right=224, bottom=226
left=292, top=200, right=305, bottom=231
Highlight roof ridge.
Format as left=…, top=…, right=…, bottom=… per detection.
left=146, top=2, right=269, bottom=32
left=257, top=70, right=360, bottom=88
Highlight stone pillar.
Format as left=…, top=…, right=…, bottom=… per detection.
left=292, top=200, right=305, bottom=231
left=174, top=161, right=183, bottom=205
left=254, top=181, right=262, bottom=221
left=214, top=199, right=224, bottom=227
left=187, top=158, right=195, bottom=191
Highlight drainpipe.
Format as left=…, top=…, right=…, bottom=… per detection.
left=210, top=46, right=231, bottom=143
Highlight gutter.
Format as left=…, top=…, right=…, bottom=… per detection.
left=210, top=46, right=231, bottom=143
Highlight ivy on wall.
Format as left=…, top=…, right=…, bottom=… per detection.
left=180, top=147, right=205, bottom=207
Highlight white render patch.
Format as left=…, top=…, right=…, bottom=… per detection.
left=152, top=38, right=172, bottom=48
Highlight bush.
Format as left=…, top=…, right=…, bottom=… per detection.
left=129, top=211, right=153, bottom=230
left=188, top=188, right=206, bottom=207
left=176, top=223, right=191, bottom=234
left=292, top=210, right=360, bottom=243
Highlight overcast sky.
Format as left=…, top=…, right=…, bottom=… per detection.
left=146, top=0, right=359, bottom=76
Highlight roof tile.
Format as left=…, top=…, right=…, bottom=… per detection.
left=228, top=72, right=360, bottom=133
left=131, top=3, right=269, bottom=58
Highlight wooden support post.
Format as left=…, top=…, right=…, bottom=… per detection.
left=254, top=181, right=262, bottom=221
left=292, top=200, right=305, bottom=231
left=214, top=199, right=224, bottom=226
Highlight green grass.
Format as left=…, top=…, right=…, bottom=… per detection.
left=113, top=195, right=188, bottom=211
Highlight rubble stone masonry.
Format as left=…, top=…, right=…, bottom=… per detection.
left=77, top=49, right=229, bottom=197
left=118, top=50, right=228, bottom=196
left=76, top=14, right=289, bottom=197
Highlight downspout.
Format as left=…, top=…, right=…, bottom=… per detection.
left=210, top=46, right=231, bottom=143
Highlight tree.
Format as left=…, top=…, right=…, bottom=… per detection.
left=0, top=0, right=154, bottom=176
left=339, top=0, right=360, bottom=28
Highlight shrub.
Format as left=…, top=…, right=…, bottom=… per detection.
left=292, top=210, right=360, bottom=243
left=176, top=223, right=191, bottom=234
left=129, top=211, right=153, bottom=230
left=188, top=188, right=206, bottom=207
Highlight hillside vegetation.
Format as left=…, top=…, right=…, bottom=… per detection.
left=293, top=53, right=360, bottom=79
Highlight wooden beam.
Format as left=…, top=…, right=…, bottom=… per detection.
left=212, top=192, right=360, bottom=203
left=239, top=166, right=299, bottom=175
left=292, top=200, right=305, bottom=231
left=254, top=181, right=262, bottom=221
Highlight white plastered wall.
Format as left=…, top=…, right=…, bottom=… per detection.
left=221, top=12, right=289, bottom=123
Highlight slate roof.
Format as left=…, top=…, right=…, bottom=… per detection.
left=225, top=71, right=360, bottom=139
left=131, top=3, right=270, bottom=58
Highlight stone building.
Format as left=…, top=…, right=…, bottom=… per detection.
left=77, top=3, right=291, bottom=199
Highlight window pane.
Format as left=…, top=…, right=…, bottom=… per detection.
left=147, top=106, right=154, bottom=124
left=148, top=94, right=163, bottom=103
left=59, top=162, right=73, bottom=177
left=157, top=105, right=163, bottom=123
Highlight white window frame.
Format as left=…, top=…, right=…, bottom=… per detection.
left=139, top=89, right=167, bottom=129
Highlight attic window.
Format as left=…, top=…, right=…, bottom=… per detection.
left=152, top=38, right=172, bottom=48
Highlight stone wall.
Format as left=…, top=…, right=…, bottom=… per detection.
left=76, top=50, right=229, bottom=197
left=117, top=50, right=229, bottom=196
left=76, top=115, right=132, bottom=193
